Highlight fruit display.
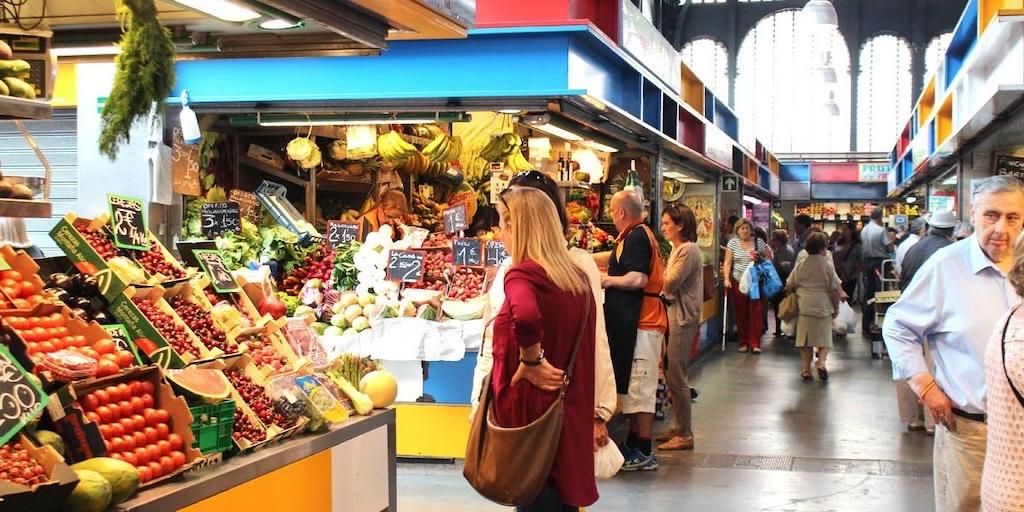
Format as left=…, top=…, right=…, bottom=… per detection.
left=0, top=268, right=47, bottom=310
left=0, top=440, right=48, bottom=486
left=376, top=131, right=419, bottom=164
left=132, top=243, right=187, bottom=280
left=231, top=409, right=264, bottom=444
left=447, top=267, right=484, bottom=301
left=410, top=189, right=442, bottom=232
left=77, top=226, right=121, bottom=261
left=45, top=273, right=110, bottom=324
left=65, top=469, right=110, bottom=512
left=132, top=299, right=202, bottom=358
left=0, top=57, right=37, bottom=99
left=279, top=244, right=335, bottom=296
left=440, top=299, right=486, bottom=320
left=235, top=333, right=289, bottom=372
left=224, top=368, right=294, bottom=430
left=164, top=367, right=231, bottom=404
left=166, top=296, right=237, bottom=354
left=359, top=370, right=398, bottom=409
left=421, top=131, right=462, bottom=166
left=70, top=458, right=140, bottom=503
left=568, top=223, right=614, bottom=253
left=3, top=311, right=136, bottom=379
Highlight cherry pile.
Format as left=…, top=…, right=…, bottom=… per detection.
left=133, top=299, right=201, bottom=358
left=78, top=227, right=120, bottom=260
left=79, top=380, right=187, bottom=484
left=232, top=409, right=264, bottom=444
left=224, top=369, right=293, bottom=429
left=448, top=267, right=484, bottom=301
left=167, top=297, right=236, bottom=353
left=237, top=334, right=287, bottom=372
left=134, top=245, right=186, bottom=280
left=0, top=441, right=47, bottom=486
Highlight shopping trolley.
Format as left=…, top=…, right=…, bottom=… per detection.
left=870, top=259, right=900, bottom=359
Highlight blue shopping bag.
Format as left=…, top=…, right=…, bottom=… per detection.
left=756, top=261, right=783, bottom=300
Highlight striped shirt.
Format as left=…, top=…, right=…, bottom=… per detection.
left=728, top=236, right=769, bottom=281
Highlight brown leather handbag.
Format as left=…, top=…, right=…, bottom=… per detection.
left=463, top=294, right=592, bottom=506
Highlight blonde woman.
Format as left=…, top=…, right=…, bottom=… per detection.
left=723, top=217, right=773, bottom=353
left=491, top=187, right=597, bottom=511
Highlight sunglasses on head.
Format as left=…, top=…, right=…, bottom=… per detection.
left=509, top=170, right=546, bottom=185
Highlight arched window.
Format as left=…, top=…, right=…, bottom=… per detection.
left=925, top=32, right=953, bottom=80
left=735, top=9, right=851, bottom=152
left=680, top=37, right=730, bottom=103
left=856, top=34, right=913, bottom=152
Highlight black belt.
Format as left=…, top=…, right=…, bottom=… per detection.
left=952, top=408, right=987, bottom=423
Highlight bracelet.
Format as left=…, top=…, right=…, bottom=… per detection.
left=521, top=349, right=545, bottom=367
left=919, top=380, right=938, bottom=401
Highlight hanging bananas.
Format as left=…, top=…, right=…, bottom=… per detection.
left=377, top=131, right=418, bottom=163
left=422, top=133, right=462, bottom=165
left=505, top=147, right=532, bottom=173
left=479, top=133, right=522, bottom=162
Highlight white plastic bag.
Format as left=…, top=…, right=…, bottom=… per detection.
left=833, top=301, right=857, bottom=334
left=595, top=442, right=625, bottom=480
left=738, top=266, right=752, bottom=295
left=781, top=319, right=796, bottom=337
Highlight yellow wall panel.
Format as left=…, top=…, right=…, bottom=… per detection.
left=181, top=451, right=333, bottom=512
left=396, top=403, right=471, bottom=459
left=52, top=62, right=77, bottom=107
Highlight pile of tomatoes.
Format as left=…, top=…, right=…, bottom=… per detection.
left=79, top=380, right=188, bottom=484
left=0, top=441, right=47, bottom=487
left=0, top=268, right=47, bottom=310
left=4, top=312, right=135, bottom=377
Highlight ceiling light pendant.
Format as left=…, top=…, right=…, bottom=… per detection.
left=802, top=0, right=838, bottom=28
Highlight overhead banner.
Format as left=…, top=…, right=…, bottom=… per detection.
left=858, top=163, right=890, bottom=183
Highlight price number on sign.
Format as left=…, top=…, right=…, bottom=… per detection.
left=328, top=221, right=361, bottom=248
left=171, top=127, right=201, bottom=196
left=228, top=189, right=262, bottom=223
left=194, top=250, right=241, bottom=293
left=387, top=250, right=424, bottom=283
left=485, top=240, right=509, bottom=267
left=0, top=347, right=46, bottom=446
left=200, top=202, right=242, bottom=238
left=453, top=238, right=482, bottom=267
left=443, top=204, right=469, bottom=234
left=107, top=194, right=150, bottom=251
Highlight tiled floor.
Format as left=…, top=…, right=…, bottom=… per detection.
left=397, top=330, right=935, bottom=511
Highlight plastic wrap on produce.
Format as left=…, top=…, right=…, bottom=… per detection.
left=320, top=330, right=373, bottom=360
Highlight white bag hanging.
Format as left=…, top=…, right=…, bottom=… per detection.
left=781, top=319, right=796, bottom=337
left=833, top=301, right=857, bottom=334
left=594, top=442, right=625, bottom=480
left=738, top=266, right=752, bottom=295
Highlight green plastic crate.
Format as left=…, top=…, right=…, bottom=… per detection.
left=189, top=400, right=236, bottom=455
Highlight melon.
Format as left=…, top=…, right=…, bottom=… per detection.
left=62, top=469, right=111, bottom=512
left=165, top=368, right=231, bottom=404
left=359, top=370, right=398, bottom=408
left=36, top=429, right=64, bottom=457
left=401, top=288, right=443, bottom=305
left=441, top=300, right=485, bottom=320
left=324, top=326, right=345, bottom=337
left=416, top=304, right=439, bottom=321
left=71, top=458, right=139, bottom=504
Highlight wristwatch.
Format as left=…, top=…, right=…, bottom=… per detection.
left=520, top=349, right=545, bottom=367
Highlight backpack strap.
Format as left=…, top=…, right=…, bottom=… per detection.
left=1001, top=305, right=1024, bottom=409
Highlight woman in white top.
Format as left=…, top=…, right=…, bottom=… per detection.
left=722, top=218, right=773, bottom=353
left=471, top=171, right=617, bottom=450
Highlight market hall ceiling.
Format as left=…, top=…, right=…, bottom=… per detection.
left=25, top=0, right=474, bottom=56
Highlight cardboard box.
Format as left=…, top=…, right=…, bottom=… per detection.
left=108, top=286, right=210, bottom=369
left=69, top=365, right=202, bottom=485
left=45, top=385, right=107, bottom=463
left=0, top=434, right=79, bottom=512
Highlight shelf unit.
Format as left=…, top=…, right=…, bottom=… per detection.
left=0, top=101, right=54, bottom=218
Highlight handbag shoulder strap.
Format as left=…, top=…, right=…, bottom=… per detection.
left=560, top=288, right=593, bottom=396
left=1001, top=305, right=1024, bottom=409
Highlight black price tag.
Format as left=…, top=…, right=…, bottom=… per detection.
left=107, top=193, right=150, bottom=251
left=453, top=238, right=482, bottom=267
left=387, top=250, right=424, bottom=283
left=0, top=345, right=47, bottom=446
left=194, top=249, right=241, bottom=293
left=443, top=204, right=469, bottom=234
left=485, top=240, right=509, bottom=267
left=996, top=154, right=1024, bottom=180
left=200, top=201, right=242, bottom=238
left=328, top=221, right=361, bottom=248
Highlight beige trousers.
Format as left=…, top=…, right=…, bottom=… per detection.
left=934, top=417, right=988, bottom=512
left=897, top=344, right=935, bottom=428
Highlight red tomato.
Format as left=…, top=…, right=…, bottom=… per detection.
left=117, top=383, right=131, bottom=401
left=134, top=447, right=151, bottom=466
left=36, top=341, right=55, bottom=354
left=110, top=437, right=126, bottom=453
left=148, top=461, right=163, bottom=479
left=136, top=465, right=152, bottom=484
left=48, top=336, right=65, bottom=351
left=117, top=400, right=133, bottom=419
left=167, top=433, right=183, bottom=451
left=154, top=409, right=170, bottom=424
left=93, top=389, right=110, bottom=406
left=3, top=287, right=19, bottom=301
left=122, top=452, right=138, bottom=467
left=96, top=406, right=112, bottom=424
left=119, top=417, right=135, bottom=434
left=4, top=316, right=23, bottom=329
left=11, top=298, right=30, bottom=309
left=117, top=351, right=135, bottom=368
left=110, top=452, right=124, bottom=462
left=145, top=444, right=161, bottom=463
left=141, top=394, right=154, bottom=409
left=143, top=409, right=159, bottom=427
left=106, top=404, right=121, bottom=422
left=98, top=424, right=112, bottom=438
left=95, top=359, right=119, bottom=378
left=0, top=270, right=21, bottom=282
left=129, top=380, right=143, bottom=397
left=132, top=431, right=147, bottom=450
left=100, top=353, right=117, bottom=363
left=105, top=385, right=122, bottom=402
left=82, top=394, right=99, bottom=411
left=144, top=427, right=159, bottom=444
left=159, top=455, right=174, bottom=475
left=18, top=281, right=36, bottom=298
left=130, top=397, right=144, bottom=414
left=140, top=381, right=155, bottom=395
left=26, top=294, right=44, bottom=305
left=109, top=423, right=125, bottom=438
left=121, top=434, right=136, bottom=452
left=170, top=451, right=186, bottom=468
left=24, top=342, right=37, bottom=355
left=131, top=414, right=146, bottom=432
left=54, top=326, right=69, bottom=338
left=104, top=440, right=112, bottom=452
left=72, top=335, right=87, bottom=347
left=157, top=440, right=171, bottom=457
left=155, top=423, right=170, bottom=440
left=93, top=339, right=116, bottom=355
left=79, top=347, right=99, bottom=360
left=1, top=278, right=20, bottom=290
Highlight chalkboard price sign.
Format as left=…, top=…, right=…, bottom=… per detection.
left=194, top=249, right=241, bottom=293
left=0, top=345, right=47, bottom=446
left=229, top=189, right=262, bottom=223
left=328, top=221, right=361, bottom=248
left=387, top=250, right=424, bottom=283
left=107, top=193, right=150, bottom=251
left=201, top=201, right=242, bottom=238
left=485, top=240, right=509, bottom=267
left=453, top=238, right=483, bottom=267
left=443, top=204, right=469, bottom=234
left=996, top=154, right=1024, bottom=180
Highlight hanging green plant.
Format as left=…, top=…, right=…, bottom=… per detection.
left=98, top=0, right=176, bottom=159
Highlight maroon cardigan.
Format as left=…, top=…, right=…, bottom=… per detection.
left=491, top=260, right=598, bottom=507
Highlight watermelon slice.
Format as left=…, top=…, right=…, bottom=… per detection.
left=165, top=367, right=231, bottom=404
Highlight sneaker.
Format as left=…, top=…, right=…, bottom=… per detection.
left=657, top=436, right=694, bottom=451
left=622, top=452, right=659, bottom=471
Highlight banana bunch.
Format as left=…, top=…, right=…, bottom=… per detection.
left=479, top=133, right=522, bottom=162
left=377, top=131, right=418, bottom=163
left=411, top=190, right=442, bottom=231
left=422, top=133, right=463, bottom=165
left=505, top=147, right=532, bottom=173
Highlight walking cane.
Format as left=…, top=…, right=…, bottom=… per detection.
left=721, top=289, right=729, bottom=351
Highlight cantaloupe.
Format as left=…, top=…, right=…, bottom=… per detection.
left=359, top=370, right=398, bottom=408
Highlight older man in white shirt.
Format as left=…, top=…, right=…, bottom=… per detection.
left=883, top=175, right=1024, bottom=512
left=894, top=217, right=926, bottom=278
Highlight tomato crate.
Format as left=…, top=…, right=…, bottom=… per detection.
left=189, top=400, right=236, bottom=455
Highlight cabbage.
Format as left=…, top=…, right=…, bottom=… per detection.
left=287, top=137, right=317, bottom=161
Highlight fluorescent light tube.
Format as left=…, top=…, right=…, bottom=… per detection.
left=53, top=45, right=120, bottom=57
left=743, top=195, right=763, bottom=205
left=582, top=140, right=619, bottom=153
left=173, top=0, right=261, bottom=23
left=258, top=118, right=438, bottom=127
left=259, top=19, right=304, bottom=30
left=529, top=123, right=584, bottom=141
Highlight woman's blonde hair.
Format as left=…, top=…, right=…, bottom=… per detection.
left=734, top=217, right=752, bottom=235
left=499, top=187, right=588, bottom=295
